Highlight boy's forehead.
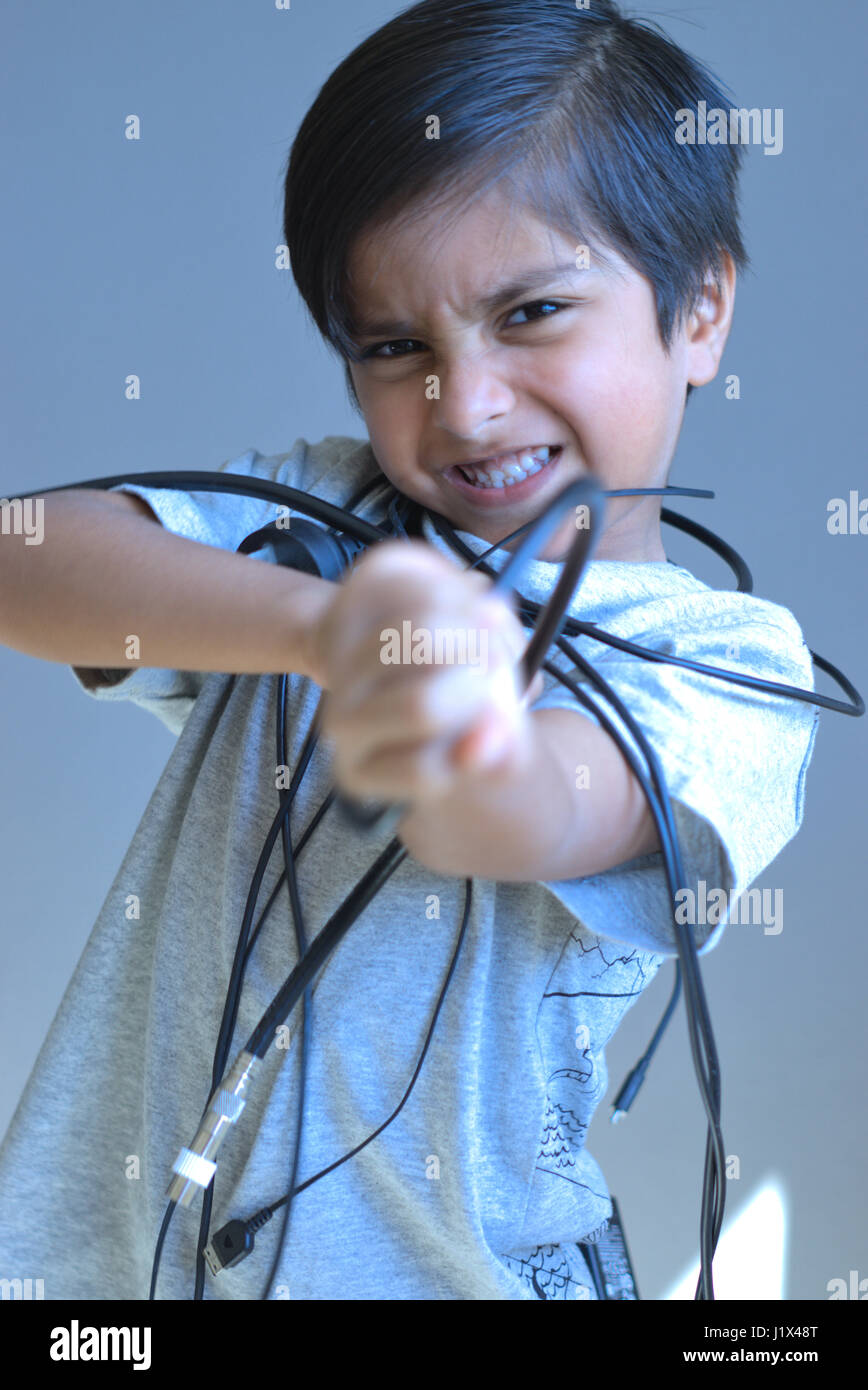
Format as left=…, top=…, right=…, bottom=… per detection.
left=346, top=195, right=620, bottom=331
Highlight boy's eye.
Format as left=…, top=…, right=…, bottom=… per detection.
left=359, top=300, right=568, bottom=361
left=503, top=299, right=566, bottom=326
left=361, top=338, right=422, bottom=361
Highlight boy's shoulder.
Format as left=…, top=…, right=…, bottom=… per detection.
left=258, top=434, right=381, bottom=498
left=189, top=435, right=382, bottom=515
left=582, top=560, right=807, bottom=642
left=575, top=560, right=814, bottom=688
left=460, top=545, right=810, bottom=662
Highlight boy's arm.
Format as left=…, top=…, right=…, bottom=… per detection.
left=395, top=705, right=661, bottom=882
left=0, top=488, right=334, bottom=683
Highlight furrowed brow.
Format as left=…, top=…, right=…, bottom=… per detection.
left=350, top=260, right=595, bottom=340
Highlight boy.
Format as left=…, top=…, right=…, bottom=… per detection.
left=0, top=0, right=818, bottom=1299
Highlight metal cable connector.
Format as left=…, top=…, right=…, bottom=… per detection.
left=166, top=1050, right=262, bottom=1208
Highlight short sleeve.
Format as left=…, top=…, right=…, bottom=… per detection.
left=533, top=601, right=821, bottom=957
left=69, top=435, right=377, bottom=735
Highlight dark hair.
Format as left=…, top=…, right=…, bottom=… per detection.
left=282, top=0, right=749, bottom=411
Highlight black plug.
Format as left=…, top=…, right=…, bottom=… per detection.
left=610, top=1057, right=650, bottom=1124
left=203, top=1219, right=255, bottom=1276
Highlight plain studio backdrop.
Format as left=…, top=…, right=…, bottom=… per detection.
left=0, top=0, right=865, bottom=1302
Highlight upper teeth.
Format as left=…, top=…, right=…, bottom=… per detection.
left=461, top=446, right=556, bottom=488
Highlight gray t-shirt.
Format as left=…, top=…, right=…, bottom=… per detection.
left=0, top=436, right=819, bottom=1300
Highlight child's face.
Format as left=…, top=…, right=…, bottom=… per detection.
left=345, top=187, right=734, bottom=562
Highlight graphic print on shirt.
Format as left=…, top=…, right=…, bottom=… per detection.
left=535, top=931, right=663, bottom=1201
left=496, top=934, right=662, bottom=1296
left=500, top=1241, right=598, bottom=1300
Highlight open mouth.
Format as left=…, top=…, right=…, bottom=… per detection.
left=455, top=444, right=562, bottom=489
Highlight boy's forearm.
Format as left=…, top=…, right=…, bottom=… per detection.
left=396, top=712, right=576, bottom=881
left=0, top=490, right=334, bottom=681
left=396, top=707, right=660, bottom=882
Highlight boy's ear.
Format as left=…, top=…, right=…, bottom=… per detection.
left=685, top=252, right=737, bottom=389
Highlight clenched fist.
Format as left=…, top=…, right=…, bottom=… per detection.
left=311, top=539, right=544, bottom=806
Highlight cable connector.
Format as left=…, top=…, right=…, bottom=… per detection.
left=610, top=1057, right=650, bottom=1124
left=204, top=1205, right=275, bottom=1277
left=166, top=1050, right=261, bottom=1207
left=203, top=1220, right=255, bottom=1276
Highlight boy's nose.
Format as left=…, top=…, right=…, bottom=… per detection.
left=430, top=355, right=517, bottom=439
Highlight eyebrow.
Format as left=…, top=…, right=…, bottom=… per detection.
left=349, top=260, right=597, bottom=340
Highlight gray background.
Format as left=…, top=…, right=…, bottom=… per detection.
left=1, top=0, right=865, bottom=1301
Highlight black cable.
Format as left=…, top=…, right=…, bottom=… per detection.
left=553, top=636, right=723, bottom=1297
left=205, top=482, right=729, bottom=1294
left=192, top=487, right=399, bottom=1299
left=148, top=621, right=698, bottom=1298
left=179, top=705, right=332, bottom=1299
left=234, top=880, right=473, bottom=1245
left=18, top=471, right=391, bottom=546
left=229, top=659, right=676, bottom=1226
left=236, top=480, right=606, bottom=1060
left=243, top=752, right=335, bottom=964
left=424, top=503, right=863, bottom=718
left=148, top=1202, right=173, bottom=1302
left=660, top=506, right=753, bottom=591
left=207, top=640, right=722, bottom=1290
left=434, top=480, right=864, bottom=1290
left=195, top=483, right=653, bottom=1284
left=27, top=466, right=855, bottom=1299
left=562, top=624, right=864, bottom=718
left=386, top=488, right=411, bottom=539
left=158, top=485, right=408, bottom=1299
left=547, top=653, right=723, bottom=1299
left=257, top=492, right=414, bottom=1298
left=256, top=674, right=312, bottom=1302
left=194, top=487, right=607, bottom=1285
left=205, top=704, right=324, bottom=1287
left=453, top=487, right=690, bottom=1120
left=421, top=489, right=693, bottom=1138
left=429, top=510, right=726, bottom=1296
left=19, top=469, right=859, bottom=718
left=433, top=500, right=834, bottom=1292
left=198, top=489, right=404, bottom=1298
left=154, top=480, right=856, bottom=1301
left=148, top=701, right=326, bottom=1299
left=432, top=492, right=856, bottom=1292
